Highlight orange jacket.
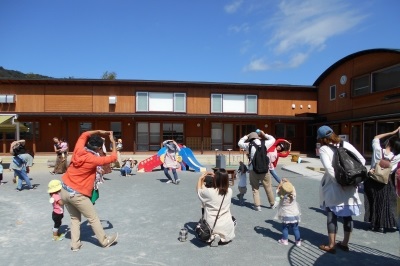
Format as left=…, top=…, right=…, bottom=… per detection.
left=62, top=132, right=117, bottom=197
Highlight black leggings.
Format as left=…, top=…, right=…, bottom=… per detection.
left=52, top=212, right=64, bottom=229
left=326, top=208, right=353, bottom=233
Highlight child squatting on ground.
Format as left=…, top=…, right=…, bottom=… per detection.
left=236, top=161, right=248, bottom=206
left=274, top=178, right=302, bottom=247
left=48, top=179, right=65, bottom=241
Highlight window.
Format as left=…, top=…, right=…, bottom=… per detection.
left=372, top=64, right=400, bottom=92
left=352, top=75, right=370, bottom=96
left=211, top=94, right=222, bottom=113
left=136, top=92, right=186, bottom=112
left=275, top=123, right=296, bottom=138
left=79, top=122, right=92, bottom=135
left=330, top=85, right=336, bottom=100
left=211, top=94, right=257, bottom=113
left=110, top=122, right=121, bottom=140
left=163, top=123, right=184, bottom=143
left=20, top=122, right=39, bottom=140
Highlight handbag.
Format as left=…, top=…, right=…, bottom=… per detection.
left=195, top=194, right=226, bottom=242
left=91, top=189, right=99, bottom=204
left=368, top=149, right=394, bottom=184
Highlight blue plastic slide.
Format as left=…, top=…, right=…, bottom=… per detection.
left=179, top=147, right=206, bottom=172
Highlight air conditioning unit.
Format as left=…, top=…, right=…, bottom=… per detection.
left=109, top=96, right=117, bottom=104
left=0, top=94, right=16, bottom=103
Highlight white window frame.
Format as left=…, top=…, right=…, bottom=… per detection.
left=211, top=93, right=257, bottom=114
left=136, top=92, right=186, bottom=112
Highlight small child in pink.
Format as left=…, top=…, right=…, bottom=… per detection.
left=48, top=180, right=65, bottom=241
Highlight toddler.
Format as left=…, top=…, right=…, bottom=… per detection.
left=274, top=179, right=301, bottom=247
left=48, top=180, right=65, bottom=241
left=59, top=139, right=68, bottom=162
left=236, top=161, right=248, bottom=206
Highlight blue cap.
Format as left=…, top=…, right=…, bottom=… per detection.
left=317, top=125, right=333, bottom=139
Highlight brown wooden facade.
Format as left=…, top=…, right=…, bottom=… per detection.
left=1, top=48, right=399, bottom=157
left=314, top=48, right=400, bottom=157
left=0, top=80, right=317, bottom=154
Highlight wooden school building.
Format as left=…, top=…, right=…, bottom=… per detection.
left=0, top=48, right=399, bottom=157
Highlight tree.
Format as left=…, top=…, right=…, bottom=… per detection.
left=101, top=71, right=117, bottom=80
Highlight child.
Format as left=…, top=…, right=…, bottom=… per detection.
left=274, top=179, right=301, bottom=247
left=96, top=165, right=105, bottom=184
left=59, top=139, right=68, bottom=162
left=236, top=161, right=248, bottom=206
left=48, top=180, right=64, bottom=241
left=120, top=158, right=134, bottom=176
left=0, top=158, right=3, bottom=185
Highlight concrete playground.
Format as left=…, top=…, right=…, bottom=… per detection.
left=0, top=154, right=399, bottom=266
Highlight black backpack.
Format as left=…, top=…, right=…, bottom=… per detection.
left=249, top=139, right=269, bottom=174
left=330, top=141, right=368, bottom=186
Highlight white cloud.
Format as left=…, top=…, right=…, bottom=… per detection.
left=239, top=0, right=368, bottom=72
left=243, top=58, right=270, bottom=72
left=228, top=23, right=250, bottom=33
left=224, top=0, right=243, bottom=14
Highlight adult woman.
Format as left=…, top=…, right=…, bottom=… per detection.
left=60, top=130, right=118, bottom=251
left=364, top=127, right=400, bottom=233
left=197, top=171, right=235, bottom=247
left=162, top=139, right=181, bottom=184
left=317, top=125, right=365, bottom=254
left=50, top=137, right=67, bottom=175
left=267, top=139, right=291, bottom=184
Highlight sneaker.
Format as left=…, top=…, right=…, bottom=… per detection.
left=211, top=235, right=220, bottom=247
left=166, top=180, right=173, bottom=184
left=71, top=244, right=82, bottom=252
left=254, top=206, right=262, bottom=212
left=53, top=234, right=65, bottom=241
left=175, top=179, right=181, bottom=185
left=296, top=240, right=301, bottom=247
left=16, top=188, right=22, bottom=192
left=278, top=239, right=288, bottom=245
left=237, top=193, right=241, bottom=199
left=49, top=171, right=55, bottom=175
left=29, top=185, right=37, bottom=190
left=103, top=232, right=118, bottom=248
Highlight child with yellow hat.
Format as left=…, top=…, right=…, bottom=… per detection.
left=48, top=180, right=65, bottom=241
left=274, top=178, right=302, bottom=247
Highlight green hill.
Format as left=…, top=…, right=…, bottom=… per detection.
left=0, top=66, right=53, bottom=79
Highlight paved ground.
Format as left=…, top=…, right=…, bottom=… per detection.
left=0, top=155, right=399, bottom=266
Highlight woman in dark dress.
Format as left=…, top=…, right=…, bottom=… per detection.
left=364, top=127, right=400, bottom=233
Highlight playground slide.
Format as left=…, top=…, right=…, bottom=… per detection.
left=179, top=147, right=206, bottom=172
left=137, top=154, right=162, bottom=172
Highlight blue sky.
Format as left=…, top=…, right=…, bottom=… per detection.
left=0, top=0, right=399, bottom=85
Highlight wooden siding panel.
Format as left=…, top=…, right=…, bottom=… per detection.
left=318, top=52, right=400, bottom=118
left=44, top=85, right=93, bottom=112
left=261, top=90, right=317, bottom=115
left=0, top=84, right=45, bottom=112
left=92, top=86, right=135, bottom=113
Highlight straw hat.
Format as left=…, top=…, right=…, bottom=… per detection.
left=278, top=181, right=294, bottom=199
left=48, top=180, right=62, bottom=193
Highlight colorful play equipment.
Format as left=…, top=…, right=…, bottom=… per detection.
left=137, top=146, right=206, bottom=173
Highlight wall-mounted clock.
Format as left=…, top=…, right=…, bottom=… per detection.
left=340, top=75, right=347, bottom=85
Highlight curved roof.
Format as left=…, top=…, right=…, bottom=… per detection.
left=313, top=48, right=400, bottom=86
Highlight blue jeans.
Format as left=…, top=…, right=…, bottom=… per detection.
left=120, top=166, right=131, bottom=176
left=270, top=169, right=281, bottom=184
left=164, top=167, right=178, bottom=181
left=282, top=222, right=300, bottom=241
left=14, top=169, right=33, bottom=190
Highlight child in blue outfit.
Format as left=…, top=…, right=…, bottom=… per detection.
left=274, top=179, right=301, bottom=247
